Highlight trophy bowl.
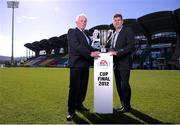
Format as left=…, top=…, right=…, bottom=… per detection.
left=92, top=29, right=114, bottom=52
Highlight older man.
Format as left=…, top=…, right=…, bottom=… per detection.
left=66, top=14, right=99, bottom=121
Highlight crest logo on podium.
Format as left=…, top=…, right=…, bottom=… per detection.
left=98, top=59, right=109, bottom=69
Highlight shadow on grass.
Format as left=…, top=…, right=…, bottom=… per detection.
left=130, top=108, right=164, bottom=124
left=73, top=108, right=164, bottom=124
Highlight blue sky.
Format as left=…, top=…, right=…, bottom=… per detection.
left=0, top=0, right=179, bottom=57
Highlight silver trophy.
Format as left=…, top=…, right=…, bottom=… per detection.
left=92, top=29, right=114, bottom=52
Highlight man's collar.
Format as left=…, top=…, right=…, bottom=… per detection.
left=77, top=27, right=84, bottom=32
left=115, top=25, right=123, bottom=33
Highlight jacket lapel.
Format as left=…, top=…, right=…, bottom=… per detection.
left=115, top=27, right=124, bottom=48
left=76, top=28, right=91, bottom=47
left=84, top=30, right=92, bottom=45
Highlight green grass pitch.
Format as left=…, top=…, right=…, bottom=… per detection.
left=0, top=68, right=180, bottom=124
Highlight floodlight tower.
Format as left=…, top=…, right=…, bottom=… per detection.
left=7, top=1, right=19, bottom=65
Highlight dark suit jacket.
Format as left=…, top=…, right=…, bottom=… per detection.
left=67, top=28, right=94, bottom=68
left=113, top=27, right=135, bottom=70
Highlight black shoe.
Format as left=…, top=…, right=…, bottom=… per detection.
left=76, top=106, right=90, bottom=111
left=116, top=106, right=124, bottom=111
left=66, top=113, right=76, bottom=121
left=119, top=107, right=131, bottom=113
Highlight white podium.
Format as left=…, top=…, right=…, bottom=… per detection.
left=94, top=53, right=113, bottom=113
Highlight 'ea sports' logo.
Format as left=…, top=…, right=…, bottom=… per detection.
left=98, top=59, right=109, bottom=69
left=100, top=60, right=108, bottom=65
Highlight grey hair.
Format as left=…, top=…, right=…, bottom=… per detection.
left=75, top=13, right=87, bottom=22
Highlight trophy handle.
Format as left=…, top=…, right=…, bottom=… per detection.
left=91, top=29, right=101, bottom=50
left=93, top=29, right=100, bottom=37
left=106, top=30, right=114, bottom=43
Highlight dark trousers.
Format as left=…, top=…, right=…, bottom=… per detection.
left=68, top=67, right=89, bottom=113
left=114, top=69, right=131, bottom=109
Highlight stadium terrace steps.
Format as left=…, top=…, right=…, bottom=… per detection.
left=23, top=55, right=68, bottom=67
left=24, top=56, right=47, bottom=66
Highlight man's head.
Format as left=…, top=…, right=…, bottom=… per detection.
left=113, top=14, right=123, bottom=30
left=75, top=14, right=87, bottom=30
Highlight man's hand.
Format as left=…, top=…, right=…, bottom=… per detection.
left=108, top=51, right=117, bottom=56
left=90, top=51, right=100, bottom=58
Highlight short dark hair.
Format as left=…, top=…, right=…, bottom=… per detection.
left=113, top=14, right=123, bottom=20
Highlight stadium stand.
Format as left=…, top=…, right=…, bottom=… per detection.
left=24, top=8, right=180, bottom=69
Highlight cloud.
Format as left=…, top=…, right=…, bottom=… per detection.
left=0, top=34, right=10, bottom=43
left=0, top=34, right=11, bottom=56
left=17, top=16, right=39, bottom=23
left=54, top=6, right=60, bottom=12
left=0, top=34, right=27, bottom=57
left=18, top=0, right=63, bottom=1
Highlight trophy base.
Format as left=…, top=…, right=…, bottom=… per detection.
left=101, top=48, right=106, bottom=53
